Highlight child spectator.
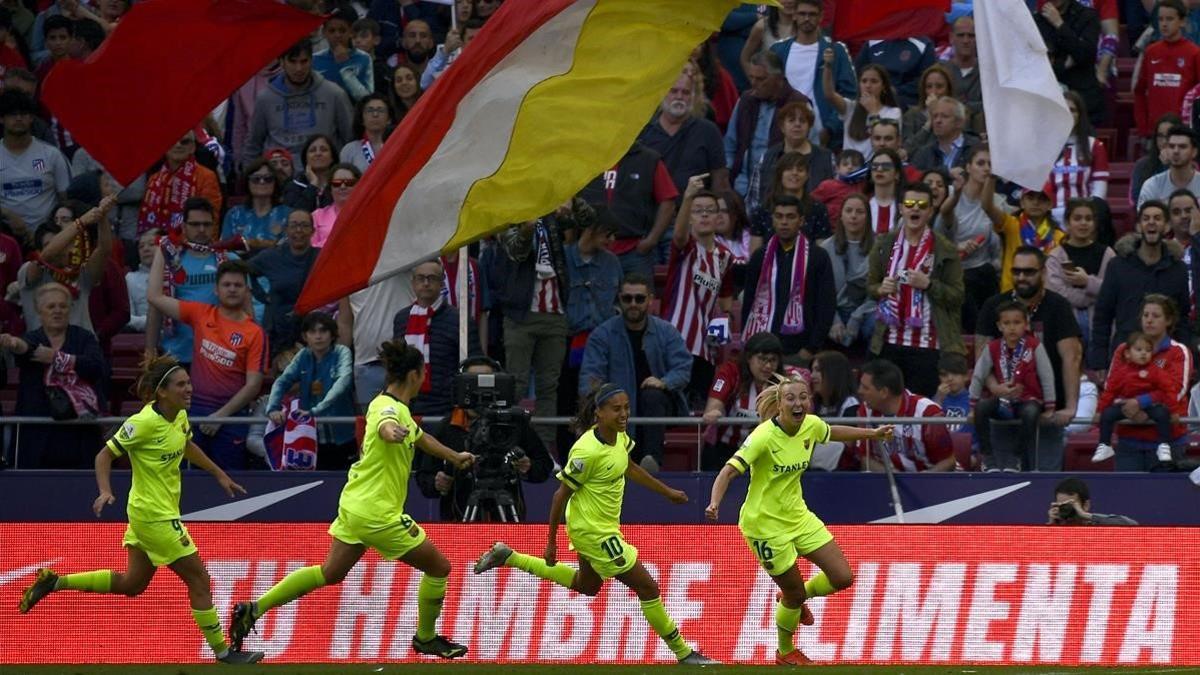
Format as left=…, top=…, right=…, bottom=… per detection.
left=969, top=301, right=1056, bottom=471
left=313, top=5, right=374, bottom=102
left=1091, top=332, right=1176, bottom=464
left=351, top=18, right=391, bottom=98
left=811, top=149, right=867, bottom=228
left=266, top=311, right=357, bottom=469
left=125, top=229, right=157, bottom=331
left=996, top=187, right=1063, bottom=293
left=936, top=353, right=971, bottom=432
left=34, top=15, right=72, bottom=82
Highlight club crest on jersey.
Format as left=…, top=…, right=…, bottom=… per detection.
left=32, top=159, right=44, bottom=172
left=571, top=458, right=585, bottom=473
left=229, top=332, right=243, bottom=347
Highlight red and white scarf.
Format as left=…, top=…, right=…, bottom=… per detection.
left=743, top=235, right=808, bottom=338
left=45, top=350, right=99, bottom=418
left=880, top=228, right=934, bottom=329
left=440, top=254, right=479, bottom=321
left=403, top=297, right=443, bottom=393
left=137, top=157, right=199, bottom=236
left=159, top=231, right=245, bottom=334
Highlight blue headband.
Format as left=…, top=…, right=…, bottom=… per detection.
left=595, top=385, right=626, bottom=406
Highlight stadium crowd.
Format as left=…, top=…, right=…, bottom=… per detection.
left=1, top=0, right=1199, bottom=477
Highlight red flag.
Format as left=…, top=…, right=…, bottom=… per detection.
left=41, top=0, right=322, bottom=186
left=830, top=0, right=949, bottom=44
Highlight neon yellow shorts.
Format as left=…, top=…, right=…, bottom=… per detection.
left=568, top=529, right=639, bottom=580
left=122, top=519, right=198, bottom=567
left=328, top=508, right=427, bottom=561
left=742, top=511, right=833, bottom=576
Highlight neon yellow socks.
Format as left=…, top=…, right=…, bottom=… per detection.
left=507, top=551, right=577, bottom=588
left=775, top=600, right=802, bottom=655
left=415, top=574, right=447, bottom=642
left=804, top=572, right=836, bottom=598
left=255, top=564, right=326, bottom=618
left=191, top=606, right=229, bottom=658
left=56, top=570, right=112, bottom=593
left=640, top=596, right=690, bottom=660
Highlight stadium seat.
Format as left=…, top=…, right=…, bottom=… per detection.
left=662, top=426, right=699, bottom=471
left=950, top=431, right=976, bottom=471
left=1063, top=430, right=1111, bottom=472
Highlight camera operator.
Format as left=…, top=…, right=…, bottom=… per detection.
left=415, top=356, right=554, bottom=521
left=1047, top=477, right=1137, bottom=526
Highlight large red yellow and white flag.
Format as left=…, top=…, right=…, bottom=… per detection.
left=295, top=0, right=744, bottom=311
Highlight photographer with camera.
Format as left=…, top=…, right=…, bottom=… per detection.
left=416, top=356, right=554, bottom=522
left=1047, top=477, right=1137, bottom=526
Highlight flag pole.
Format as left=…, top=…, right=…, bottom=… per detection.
left=458, top=246, right=468, bottom=362
left=450, top=2, right=458, bottom=32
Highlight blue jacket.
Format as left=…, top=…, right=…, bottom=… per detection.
left=267, top=344, right=356, bottom=444
left=564, top=244, right=622, bottom=335
left=770, top=36, right=856, bottom=145
left=579, top=315, right=692, bottom=413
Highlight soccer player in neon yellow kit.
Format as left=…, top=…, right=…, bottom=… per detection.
left=18, top=356, right=265, bottom=664
left=473, top=383, right=719, bottom=665
left=230, top=341, right=475, bottom=659
left=707, top=373, right=893, bottom=665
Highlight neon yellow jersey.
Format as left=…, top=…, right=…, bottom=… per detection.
left=338, top=392, right=422, bottom=523
left=557, top=427, right=632, bottom=538
left=728, top=415, right=830, bottom=540
left=106, top=403, right=191, bottom=523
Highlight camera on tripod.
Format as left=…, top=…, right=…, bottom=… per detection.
left=452, top=371, right=532, bottom=522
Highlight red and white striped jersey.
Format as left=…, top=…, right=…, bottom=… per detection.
left=661, top=236, right=734, bottom=360
left=1044, top=136, right=1110, bottom=208
left=870, top=197, right=896, bottom=235
left=856, top=390, right=953, bottom=472
left=707, top=361, right=759, bottom=447
left=882, top=237, right=938, bottom=350
left=439, top=254, right=481, bottom=321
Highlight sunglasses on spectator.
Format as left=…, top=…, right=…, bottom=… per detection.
left=249, top=174, right=275, bottom=184
left=1011, top=267, right=1040, bottom=277
left=620, top=293, right=648, bottom=304
left=901, top=198, right=930, bottom=208
left=330, top=179, right=358, bottom=188
left=871, top=162, right=895, bottom=171
left=412, top=274, right=442, bottom=285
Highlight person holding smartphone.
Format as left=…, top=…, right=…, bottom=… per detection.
left=1045, top=198, right=1115, bottom=344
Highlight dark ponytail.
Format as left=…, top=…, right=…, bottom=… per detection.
left=137, top=354, right=184, bottom=403
left=572, top=382, right=624, bottom=436
left=379, top=340, right=424, bottom=385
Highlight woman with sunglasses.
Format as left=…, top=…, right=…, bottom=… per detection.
left=866, top=147, right=903, bottom=235
left=222, top=158, right=292, bottom=253
left=311, top=163, right=361, bottom=248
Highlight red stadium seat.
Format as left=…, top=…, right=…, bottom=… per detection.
left=1063, top=429, right=1111, bottom=472
left=662, top=427, right=699, bottom=471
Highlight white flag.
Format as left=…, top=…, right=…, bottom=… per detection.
left=976, top=0, right=1073, bottom=190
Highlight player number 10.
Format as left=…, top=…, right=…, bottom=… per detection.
left=600, top=536, right=624, bottom=559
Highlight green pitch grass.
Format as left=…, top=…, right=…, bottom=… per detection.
left=2, top=666, right=1197, bottom=674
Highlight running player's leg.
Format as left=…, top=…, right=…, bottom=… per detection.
left=20, top=544, right=155, bottom=613
left=169, top=553, right=261, bottom=663
left=801, top=539, right=854, bottom=599
left=615, top=561, right=696, bottom=662
left=401, top=539, right=467, bottom=659
left=231, top=537, right=362, bottom=651
left=770, top=565, right=811, bottom=662
left=474, top=541, right=577, bottom=589
left=572, top=556, right=604, bottom=597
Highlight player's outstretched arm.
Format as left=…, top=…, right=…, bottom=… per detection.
left=415, top=432, right=474, bottom=470
left=829, top=424, right=894, bottom=444
left=625, top=460, right=687, bottom=504
left=185, top=440, right=247, bottom=498
left=705, top=463, right=741, bottom=521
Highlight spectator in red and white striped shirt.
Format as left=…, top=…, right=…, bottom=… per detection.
left=1044, top=90, right=1109, bottom=220
left=700, top=331, right=786, bottom=470
left=662, top=174, right=735, bottom=406
left=855, top=359, right=954, bottom=472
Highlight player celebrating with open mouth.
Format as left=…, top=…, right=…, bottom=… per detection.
left=19, top=356, right=264, bottom=664
left=229, top=341, right=475, bottom=659
left=473, top=382, right=718, bottom=665
left=707, top=372, right=893, bottom=664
